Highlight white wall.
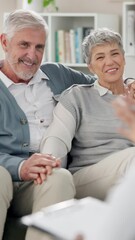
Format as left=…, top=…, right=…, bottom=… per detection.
left=0, top=0, right=16, bottom=58
left=57, top=0, right=123, bottom=15
left=0, top=0, right=134, bottom=77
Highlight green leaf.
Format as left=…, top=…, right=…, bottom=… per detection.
left=27, top=0, right=58, bottom=11
left=43, top=0, right=55, bottom=7
left=28, top=0, right=33, bottom=4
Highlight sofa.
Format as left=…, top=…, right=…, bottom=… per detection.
left=2, top=154, right=73, bottom=239
left=3, top=215, right=27, bottom=240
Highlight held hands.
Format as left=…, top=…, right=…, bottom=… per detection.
left=20, top=153, right=61, bottom=185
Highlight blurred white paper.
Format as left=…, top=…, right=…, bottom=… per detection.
left=21, top=197, right=106, bottom=240
left=21, top=168, right=135, bottom=240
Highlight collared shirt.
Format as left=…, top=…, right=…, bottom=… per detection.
left=94, top=80, right=112, bottom=96
left=0, top=69, right=55, bottom=152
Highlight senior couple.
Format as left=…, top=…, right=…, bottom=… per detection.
left=1, top=9, right=135, bottom=240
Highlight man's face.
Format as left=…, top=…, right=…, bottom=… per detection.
left=1, top=28, right=46, bottom=83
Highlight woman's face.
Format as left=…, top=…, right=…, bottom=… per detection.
left=88, top=42, right=125, bottom=87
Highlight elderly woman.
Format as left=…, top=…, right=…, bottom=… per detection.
left=40, top=28, right=135, bottom=200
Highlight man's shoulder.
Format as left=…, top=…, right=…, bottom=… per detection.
left=41, top=62, right=59, bottom=69
left=40, top=62, right=66, bottom=74
left=40, top=62, right=73, bottom=82
left=40, top=62, right=96, bottom=95
left=40, top=62, right=95, bottom=83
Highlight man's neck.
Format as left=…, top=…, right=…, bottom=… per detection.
left=0, top=60, right=31, bottom=84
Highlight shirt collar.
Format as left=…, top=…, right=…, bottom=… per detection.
left=0, top=70, right=12, bottom=88
left=94, top=79, right=112, bottom=96
left=28, top=68, right=49, bottom=85
left=0, top=68, right=49, bottom=88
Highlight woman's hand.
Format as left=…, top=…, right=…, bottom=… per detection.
left=126, top=81, right=135, bottom=100
left=112, top=96, right=135, bottom=142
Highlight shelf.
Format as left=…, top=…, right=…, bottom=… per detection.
left=123, top=2, right=135, bottom=56
left=41, top=12, right=119, bottom=71
left=4, top=12, right=119, bottom=72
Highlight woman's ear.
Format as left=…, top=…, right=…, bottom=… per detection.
left=124, top=56, right=126, bottom=66
left=0, top=34, right=8, bottom=52
left=88, top=63, right=94, bottom=75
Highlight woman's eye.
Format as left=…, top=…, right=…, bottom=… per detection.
left=96, top=56, right=103, bottom=60
left=112, top=52, right=119, bottom=56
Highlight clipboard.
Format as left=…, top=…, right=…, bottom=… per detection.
left=21, top=197, right=106, bottom=240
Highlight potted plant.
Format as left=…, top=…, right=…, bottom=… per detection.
left=26, top=0, right=58, bottom=12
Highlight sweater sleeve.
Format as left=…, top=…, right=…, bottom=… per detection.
left=41, top=62, right=96, bottom=95
left=40, top=103, right=76, bottom=166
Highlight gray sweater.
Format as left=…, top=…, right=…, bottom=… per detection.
left=41, top=84, right=135, bottom=173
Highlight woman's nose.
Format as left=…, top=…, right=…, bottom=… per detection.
left=105, top=56, right=114, bottom=65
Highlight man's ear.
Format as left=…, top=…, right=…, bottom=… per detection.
left=0, top=34, right=8, bottom=52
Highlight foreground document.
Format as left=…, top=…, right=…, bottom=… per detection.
left=21, top=168, right=135, bottom=240
left=21, top=197, right=106, bottom=240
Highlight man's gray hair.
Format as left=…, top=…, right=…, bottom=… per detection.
left=82, top=28, right=125, bottom=64
left=3, top=9, right=49, bottom=40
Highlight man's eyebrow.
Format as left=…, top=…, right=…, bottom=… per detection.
left=18, top=40, right=29, bottom=44
left=36, top=43, right=45, bottom=46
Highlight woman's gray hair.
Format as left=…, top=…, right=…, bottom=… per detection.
left=82, top=28, right=125, bottom=64
left=3, top=9, right=49, bottom=40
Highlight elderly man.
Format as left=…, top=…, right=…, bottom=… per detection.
left=0, top=9, right=96, bottom=240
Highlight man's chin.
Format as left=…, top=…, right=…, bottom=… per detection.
left=16, top=72, right=34, bottom=81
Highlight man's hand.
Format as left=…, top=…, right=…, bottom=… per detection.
left=20, top=153, right=61, bottom=184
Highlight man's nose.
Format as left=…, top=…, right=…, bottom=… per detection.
left=27, top=47, right=36, bottom=59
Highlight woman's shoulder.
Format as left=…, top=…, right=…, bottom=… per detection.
left=58, top=84, right=94, bottom=104
left=63, top=83, right=94, bottom=95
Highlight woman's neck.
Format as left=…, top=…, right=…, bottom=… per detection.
left=98, top=79, right=128, bottom=95
left=108, top=82, right=128, bottom=95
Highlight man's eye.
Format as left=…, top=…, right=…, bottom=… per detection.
left=20, top=42, right=28, bottom=48
left=36, top=45, right=44, bottom=52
